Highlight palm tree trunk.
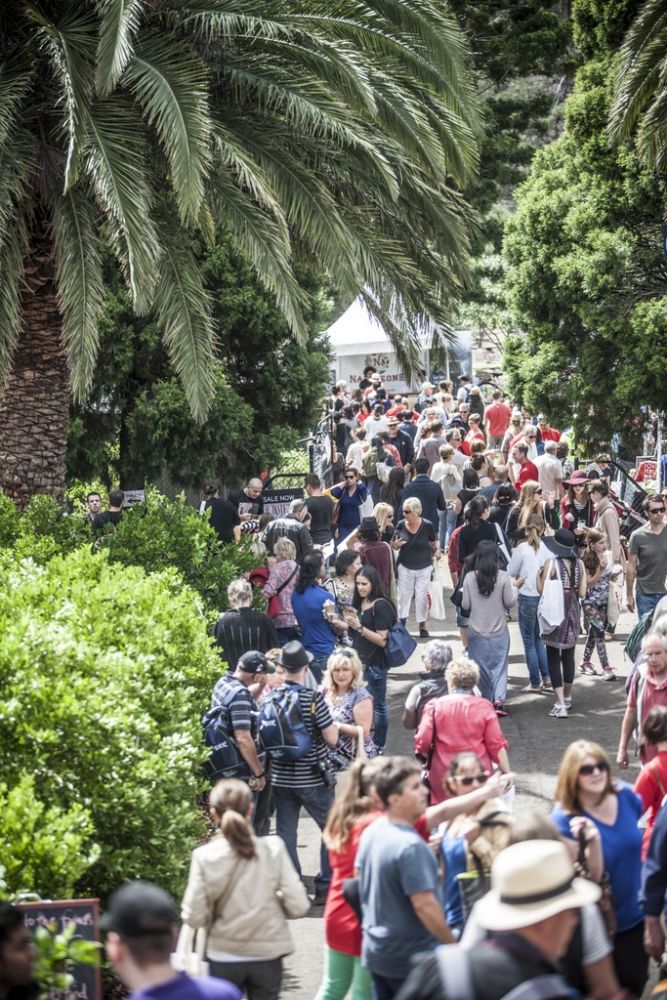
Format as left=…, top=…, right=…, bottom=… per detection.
left=0, top=216, right=69, bottom=507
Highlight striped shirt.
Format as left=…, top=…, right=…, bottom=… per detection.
left=270, top=685, right=334, bottom=789
left=211, top=675, right=254, bottom=732
left=212, top=608, right=277, bottom=669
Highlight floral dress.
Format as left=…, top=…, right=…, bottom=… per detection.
left=324, top=686, right=378, bottom=771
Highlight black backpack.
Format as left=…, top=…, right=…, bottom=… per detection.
left=201, top=686, right=253, bottom=781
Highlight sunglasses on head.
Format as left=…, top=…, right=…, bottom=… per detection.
left=452, top=773, right=488, bottom=786
left=579, top=761, right=609, bottom=777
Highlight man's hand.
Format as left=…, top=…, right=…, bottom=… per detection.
left=617, top=747, right=629, bottom=770
left=626, top=592, right=635, bottom=613
left=249, top=775, right=266, bottom=792
left=644, top=915, right=665, bottom=960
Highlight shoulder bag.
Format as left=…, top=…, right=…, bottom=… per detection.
left=537, top=558, right=564, bottom=635
left=266, top=564, right=299, bottom=619
left=374, top=598, right=416, bottom=667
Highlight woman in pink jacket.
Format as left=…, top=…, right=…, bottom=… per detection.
left=415, top=655, right=511, bottom=804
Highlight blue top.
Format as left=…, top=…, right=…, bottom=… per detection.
left=331, top=482, right=368, bottom=531
left=131, top=973, right=241, bottom=1000
left=291, top=585, right=337, bottom=656
left=357, top=818, right=440, bottom=977
left=440, top=832, right=468, bottom=930
left=550, top=783, right=643, bottom=932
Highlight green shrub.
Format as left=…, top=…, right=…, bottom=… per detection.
left=0, top=775, right=99, bottom=899
left=0, top=494, right=91, bottom=564
left=0, top=546, right=221, bottom=899
left=97, top=491, right=259, bottom=615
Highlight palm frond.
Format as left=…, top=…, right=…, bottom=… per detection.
left=123, top=32, right=211, bottom=225
left=84, top=95, right=160, bottom=311
left=29, top=6, right=97, bottom=192
left=0, top=55, right=34, bottom=153
left=0, top=212, right=28, bottom=392
left=207, top=166, right=309, bottom=342
left=152, top=217, right=216, bottom=423
left=51, top=186, right=106, bottom=401
left=609, top=0, right=667, bottom=149
left=95, top=0, right=145, bottom=96
left=0, top=129, right=36, bottom=240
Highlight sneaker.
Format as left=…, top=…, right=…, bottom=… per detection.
left=564, top=697, right=572, bottom=710
left=549, top=703, right=568, bottom=718
left=419, top=627, right=430, bottom=639
left=493, top=700, right=509, bottom=717
left=578, top=660, right=598, bottom=676
left=601, top=668, right=617, bottom=682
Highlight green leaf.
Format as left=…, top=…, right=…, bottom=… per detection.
left=123, top=32, right=211, bottom=225
left=51, top=187, right=106, bottom=402
left=95, top=0, right=145, bottom=96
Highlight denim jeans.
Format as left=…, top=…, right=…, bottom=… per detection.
left=273, top=783, right=334, bottom=893
left=438, top=508, right=458, bottom=549
left=636, top=591, right=667, bottom=620
left=517, top=594, right=549, bottom=687
left=276, top=625, right=300, bottom=647
left=371, top=973, right=406, bottom=1000
left=309, top=654, right=330, bottom=684
left=364, top=663, right=389, bottom=750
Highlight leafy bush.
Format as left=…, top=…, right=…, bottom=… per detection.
left=0, top=776, right=98, bottom=900
left=0, top=546, right=221, bottom=900
left=97, top=491, right=259, bottom=615
left=0, top=494, right=91, bottom=564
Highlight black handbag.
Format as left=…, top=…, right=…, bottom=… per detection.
left=341, top=877, right=362, bottom=919
left=456, top=853, right=490, bottom=924
left=449, top=570, right=466, bottom=608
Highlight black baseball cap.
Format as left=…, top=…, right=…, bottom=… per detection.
left=237, top=650, right=275, bottom=675
left=100, top=882, right=176, bottom=937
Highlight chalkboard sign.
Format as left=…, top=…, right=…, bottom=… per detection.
left=19, top=899, right=101, bottom=1000
left=262, top=488, right=304, bottom=519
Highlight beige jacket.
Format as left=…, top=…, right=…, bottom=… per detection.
left=180, top=833, right=309, bottom=959
left=595, top=497, right=625, bottom=567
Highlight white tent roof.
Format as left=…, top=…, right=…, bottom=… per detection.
left=324, top=298, right=392, bottom=355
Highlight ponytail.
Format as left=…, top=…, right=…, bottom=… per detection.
left=209, top=779, right=257, bottom=859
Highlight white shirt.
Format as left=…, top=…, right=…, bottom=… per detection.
left=535, top=453, right=563, bottom=496
left=507, top=541, right=551, bottom=597
left=363, top=416, right=387, bottom=439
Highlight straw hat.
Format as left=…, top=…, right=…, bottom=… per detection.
left=475, top=840, right=600, bottom=931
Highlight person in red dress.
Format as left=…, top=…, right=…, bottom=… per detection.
left=634, top=705, right=667, bottom=859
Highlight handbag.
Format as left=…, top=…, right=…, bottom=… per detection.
left=172, top=859, right=248, bottom=975
left=341, top=877, right=362, bottom=919
left=456, top=853, right=490, bottom=925
left=606, top=569, right=623, bottom=629
left=449, top=570, right=466, bottom=608
left=537, top=558, right=564, bottom=635
left=493, top=521, right=511, bottom=569
left=385, top=619, right=417, bottom=667
left=574, top=828, right=616, bottom=940
left=428, top=571, right=447, bottom=620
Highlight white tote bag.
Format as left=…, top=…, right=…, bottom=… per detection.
left=537, top=558, right=565, bottom=636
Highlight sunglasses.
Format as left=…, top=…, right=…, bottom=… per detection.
left=649, top=507, right=665, bottom=514
left=535, top=488, right=543, bottom=494
left=578, top=761, right=609, bottom=777
left=345, top=475, right=357, bottom=481
left=451, top=773, right=488, bottom=786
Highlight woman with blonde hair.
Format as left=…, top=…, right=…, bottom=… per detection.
left=181, top=779, right=309, bottom=1000
left=507, top=511, right=551, bottom=693
left=372, top=501, right=395, bottom=542
left=550, top=740, right=646, bottom=997
left=323, top=649, right=377, bottom=771
left=262, top=537, right=299, bottom=646
left=505, top=480, right=558, bottom=538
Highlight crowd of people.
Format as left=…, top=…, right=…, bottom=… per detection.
left=8, top=371, right=667, bottom=1000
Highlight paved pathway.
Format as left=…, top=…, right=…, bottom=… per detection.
left=282, top=596, right=649, bottom=998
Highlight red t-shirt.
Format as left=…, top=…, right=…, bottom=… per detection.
left=628, top=668, right=667, bottom=765
left=515, top=460, right=539, bottom=489
left=485, top=402, right=512, bottom=437
left=634, top=751, right=667, bottom=860
left=324, top=810, right=432, bottom=955
left=540, top=427, right=560, bottom=442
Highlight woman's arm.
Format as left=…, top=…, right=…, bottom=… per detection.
left=349, top=696, right=373, bottom=738
left=502, top=573, right=518, bottom=609
left=577, top=559, right=587, bottom=598
left=460, top=573, right=471, bottom=613
left=536, top=559, right=550, bottom=595
left=424, top=772, right=513, bottom=828
left=180, top=854, right=212, bottom=928
left=453, top=497, right=463, bottom=516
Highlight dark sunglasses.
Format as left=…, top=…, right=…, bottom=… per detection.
left=535, top=488, right=543, bottom=494
left=345, top=475, right=357, bottom=481
left=452, top=773, right=488, bottom=787
left=649, top=507, right=665, bottom=514
left=579, top=761, right=609, bottom=776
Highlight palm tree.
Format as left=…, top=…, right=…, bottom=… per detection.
left=0, top=1, right=479, bottom=503
left=609, top=0, right=667, bottom=167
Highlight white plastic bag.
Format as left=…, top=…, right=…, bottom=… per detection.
left=428, top=572, right=447, bottom=621
left=537, top=558, right=564, bottom=635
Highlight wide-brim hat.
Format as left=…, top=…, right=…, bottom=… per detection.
left=476, top=841, right=600, bottom=932
left=563, top=469, right=589, bottom=486
left=543, top=528, right=578, bottom=560
left=281, top=640, right=314, bottom=671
